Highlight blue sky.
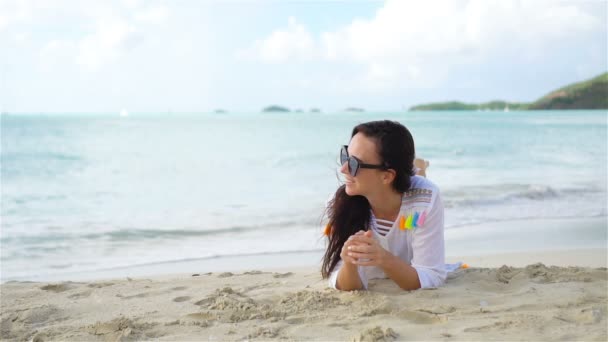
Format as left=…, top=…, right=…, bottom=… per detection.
left=1, top=0, right=606, bottom=113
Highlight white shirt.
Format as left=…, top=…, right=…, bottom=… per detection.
left=328, top=175, right=446, bottom=290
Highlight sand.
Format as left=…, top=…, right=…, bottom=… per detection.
left=1, top=249, right=607, bottom=341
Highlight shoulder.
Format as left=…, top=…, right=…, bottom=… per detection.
left=409, top=175, right=440, bottom=193
left=404, top=175, right=440, bottom=198
left=400, top=176, right=444, bottom=234
left=402, top=176, right=441, bottom=210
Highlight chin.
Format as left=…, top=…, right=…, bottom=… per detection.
left=344, top=183, right=359, bottom=196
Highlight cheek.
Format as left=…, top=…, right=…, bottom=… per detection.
left=358, top=173, right=383, bottom=191
left=346, top=172, right=381, bottom=195
left=350, top=174, right=371, bottom=192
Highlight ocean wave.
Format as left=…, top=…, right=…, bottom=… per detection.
left=270, top=152, right=335, bottom=167
left=442, top=183, right=604, bottom=208
left=8, top=194, right=68, bottom=205
left=84, top=248, right=327, bottom=271
left=444, top=213, right=608, bottom=229
left=0, top=248, right=327, bottom=282
left=1, top=151, right=86, bottom=178
left=1, top=152, right=83, bottom=162
left=0, top=220, right=305, bottom=245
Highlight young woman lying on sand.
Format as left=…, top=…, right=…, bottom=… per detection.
left=322, top=120, right=445, bottom=291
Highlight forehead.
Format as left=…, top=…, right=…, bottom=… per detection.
left=348, top=132, right=381, bottom=163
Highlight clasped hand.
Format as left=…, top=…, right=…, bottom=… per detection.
left=340, top=230, right=391, bottom=267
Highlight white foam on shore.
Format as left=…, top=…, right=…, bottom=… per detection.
left=3, top=217, right=605, bottom=283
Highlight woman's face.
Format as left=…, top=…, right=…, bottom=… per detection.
left=341, top=132, right=387, bottom=197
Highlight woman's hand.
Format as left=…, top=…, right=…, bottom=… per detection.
left=345, top=230, right=393, bottom=267
left=340, top=231, right=366, bottom=266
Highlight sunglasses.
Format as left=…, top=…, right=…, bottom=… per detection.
left=340, top=145, right=388, bottom=177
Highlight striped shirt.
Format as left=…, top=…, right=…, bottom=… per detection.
left=372, top=217, right=394, bottom=236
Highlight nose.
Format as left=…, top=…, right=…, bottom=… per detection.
left=340, top=161, right=349, bottom=175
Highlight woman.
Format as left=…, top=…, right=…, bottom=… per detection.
left=321, top=120, right=446, bottom=291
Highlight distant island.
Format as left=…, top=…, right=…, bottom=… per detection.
left=262, top=105, right=290, bottom=112
left=409, top=72, right=608, bottom=111
left=214, top=109, right=227, bottom=113
left=410, top=101, right=528, bottom=111
left=345, top=107, right=365, bottom=112
left=310, top=108, right=321, bottom=113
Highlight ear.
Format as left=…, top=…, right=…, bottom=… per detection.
left=383, top=169, right=396, bottom=185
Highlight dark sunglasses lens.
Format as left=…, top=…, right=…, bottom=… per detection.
left=340, top=147, right=348, bottom=165
left=349, top=158, right=358, bottom=176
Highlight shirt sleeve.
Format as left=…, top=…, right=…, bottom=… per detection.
left=328, top=260, right=342, bottom=289
left=410, top=191, right=447, bottom=289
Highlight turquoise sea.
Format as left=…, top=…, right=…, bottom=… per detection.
left=1, top=110, right=606, bottom=281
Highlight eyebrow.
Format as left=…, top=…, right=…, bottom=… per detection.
left=347, top=148, right=371, bottom=164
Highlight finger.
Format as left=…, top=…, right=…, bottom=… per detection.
left=347, top=244, right=373, bottom=253
left=347, top=251, right=373, bottom=259
left=348, top=234, right=374, bottom=243
left=348, top=231, right=365, bottom=241
left=340, top=251, right=359, bottom=265
left=343, top=240, right=362, bottom=249
left=349, top=235, right=374, bottom=245
left=341, top=244, right=359, bottom=257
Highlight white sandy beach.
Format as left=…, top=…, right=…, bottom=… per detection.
left=2, top=2, right=607, bottom=340
left=2, top=246, right=607, bottom=341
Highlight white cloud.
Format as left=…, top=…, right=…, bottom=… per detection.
left=14, top=32, right=30, bottom=44
left=238, top=16, right=315, bottom=63
left=75, top=17, right=144, bottom=71
left=134, top=5, right=169, bottom=24
left=0, top=0, right=33, bottom=32
left=39, top=39, right=77, bottom=71
left=1, top=0, right=171, bottom=72
left=122, top=0, right=143, bottom=10
left=243, top=0, right=604, bottom=89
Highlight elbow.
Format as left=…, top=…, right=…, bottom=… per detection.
left=398, top=284, right=421, bottom=291
left=397, top=276, right=422, bottom=291
left=413, top=266, right=447, bottom=289
left=336, top=286, right=364, bottom=292
left=335, top=281, right=365, bottom=292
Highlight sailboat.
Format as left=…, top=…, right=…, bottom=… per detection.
left=504, top=104, right=510, bottom=112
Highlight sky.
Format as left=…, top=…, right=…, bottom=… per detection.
left=0, top=0, right=606, bottom=113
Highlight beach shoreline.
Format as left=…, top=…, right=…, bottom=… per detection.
left=3, top=216, right=605, bottom=284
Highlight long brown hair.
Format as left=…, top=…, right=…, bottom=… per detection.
left=321, top=120, right=416, bottom=278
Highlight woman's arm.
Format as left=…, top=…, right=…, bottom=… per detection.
left=335, top=262, right=364, bottom=291
left=380, top=254, right=422, bottom=290
left=335, top=234, right=366, bottom=291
